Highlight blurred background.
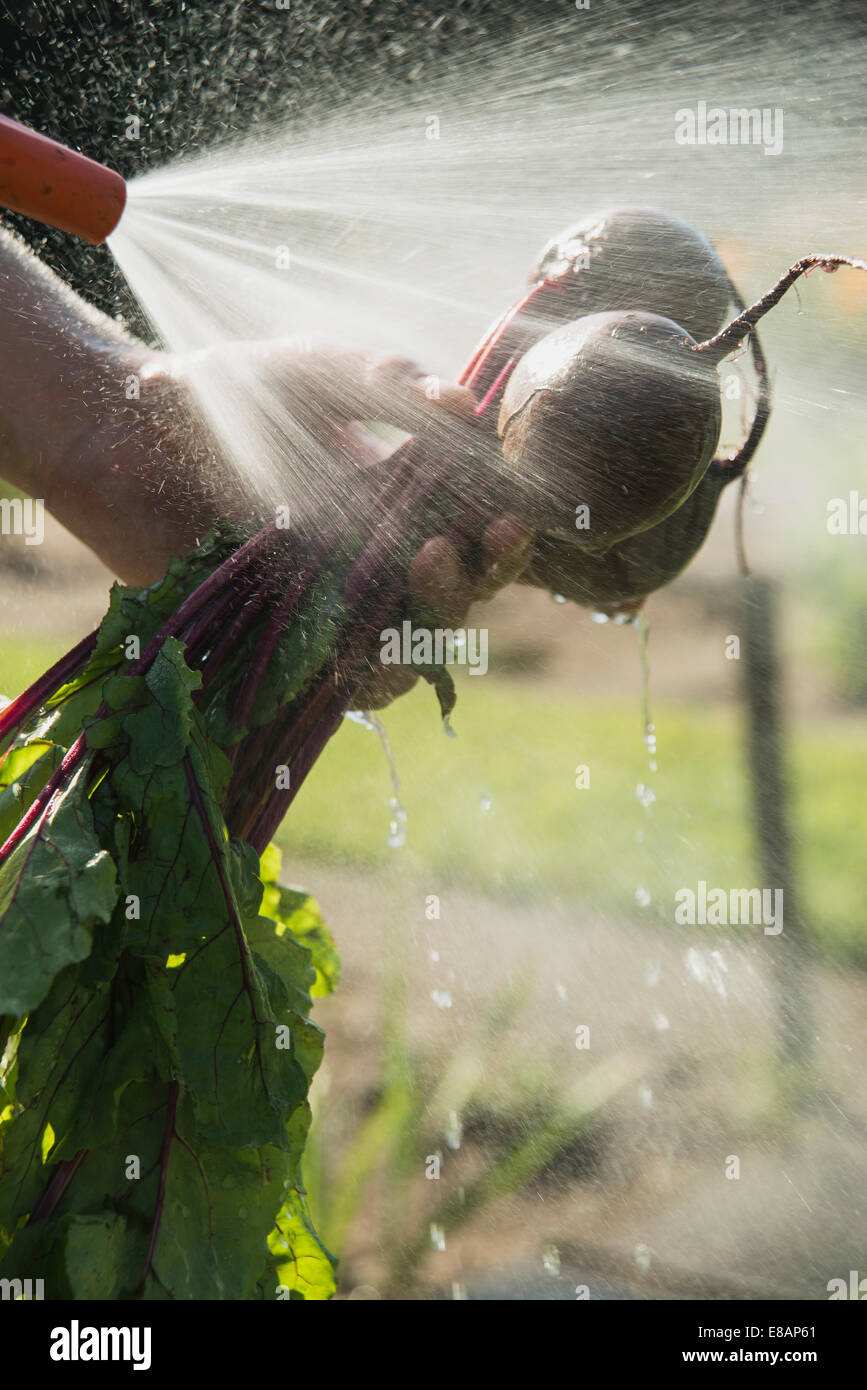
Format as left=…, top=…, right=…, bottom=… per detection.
left=1, top=0, right=866, bottom=1299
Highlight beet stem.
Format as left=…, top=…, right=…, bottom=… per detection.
left=710, top=272, right=771, bottom=480
left=0, top=628, right=99, bottom=749
left=0, top=733, right=89, bottom=861
left=697, top=255, right=867, bottom=366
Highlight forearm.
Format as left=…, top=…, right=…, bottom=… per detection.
left=0, top=233, right=486, bottom=593
left=0, top=228, right=233, bottom=579
left=0, top=226, right=149, bottom=493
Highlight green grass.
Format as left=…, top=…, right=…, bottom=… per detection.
left=280, top=673, right=867, bottom=966
left=0, top=633, right=69, bottom=698
left=2, top=632, right=865, bottom=966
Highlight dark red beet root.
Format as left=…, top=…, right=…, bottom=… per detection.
left=525, top=464, right=731, bottom=612
left=497, top=310, right=722, bottom=546
left=529, top=207, right=733, bottom=343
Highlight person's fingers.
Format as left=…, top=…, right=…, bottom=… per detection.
left=361, top=354, right=477, bottom=436
left=257, top=338, right=476, bottom=439
left=475, top=513, right=534, bottom=600
left=408, top=516, right=533, bottom=628
left=408, top=536, right=473, bottom=628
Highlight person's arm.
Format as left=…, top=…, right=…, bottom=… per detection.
left=0, top=228, right=189, bottom=565
left=0, top=228, right=531, bottom=702
left=0, top=227, right=256, bottom=578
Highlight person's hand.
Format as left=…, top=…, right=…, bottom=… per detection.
left=81, top=337, right=532, bottom=706
left=0, top=231, right=532, bottom=708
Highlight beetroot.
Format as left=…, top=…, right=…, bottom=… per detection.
left=497, top=310, right=722, bottom=545
left=525, top=465, right=730, bottom=612
left=510, top=253, right=867, bottom=611
left=528, top=207, right=733, bottom=343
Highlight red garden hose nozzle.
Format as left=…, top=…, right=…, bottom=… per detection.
left=0, top=114, right=126, bottom=244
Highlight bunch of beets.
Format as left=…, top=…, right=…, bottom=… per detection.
left=0, top=208, right=861, bottom=1298
left=2, top=209, right=861, bottom=850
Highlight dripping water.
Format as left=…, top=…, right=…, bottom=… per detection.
left=345, top=708, right=407, bottom=848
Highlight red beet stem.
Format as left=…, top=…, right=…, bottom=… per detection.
left=0, top=732, right=89, bottom=861
left=247, top=695, right=347, bottom=854
left=128, top=523, right=281, bottom=680
left=0, top=628, right=99, bottom=749
left=459, top=280, right=556, bottom=395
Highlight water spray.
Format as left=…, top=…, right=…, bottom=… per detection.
left=0, top=114, right=125, bottom=244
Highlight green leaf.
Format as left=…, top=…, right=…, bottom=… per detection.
left=0, top=521, right=341, bottom=1299
left=0, top=741, right=62, bottom=844
left=270, top=887, right=340, bottom=1000
left=418, top=662, right=457, bottom=722
left=0, top=967, right=112, bottom=1231
left=269, top=1185, right=337, bottom=1301
left=260, top=844, right=339, bottom=997
left=0, top=1212, right=129, bottom=1299
left=0, top=761, right=118, bottom=1016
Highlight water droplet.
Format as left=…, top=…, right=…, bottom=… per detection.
left=387, top=795, right=408, bottom=848
left=652, top=1009, right=670, bottom=1032
left=590, top=610, right=609, bottom=624
left=353, top=712, right=408, bottom=847
left=445, top=1110, right=462, bottom=1150
left=430, top=1222, right=446, bottom=1251
left=635, top=885, right=651, bottom=908
left=555, top=982, right=567, bottom=1002
left=479, top=792, right=492, bottom=813
left=633, top=614, right=658, bottom=774
left=635, top=1242, right=652, bottom=1273
left=431, top=988, right=452, bottom=1009
left=429, top=949, right=440, bottom=964
left=636, top=782, right=656, bottom=809
left=451, top=1281, right=467, bottom=1300
left=644, top=963, right=661, bottom=988
left=685, top=947, right=729, bottom=1001
left=552, top=592, right=567, bottom=604
left=344, top=709, right=376, bottom=730
left=542, top=1245, right=561, bottom=1277
left=639, top=1085, right=654, bottom=1110
left=613, top=613, right=631, bottom=625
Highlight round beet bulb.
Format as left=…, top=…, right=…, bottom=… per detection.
left=497, top=310, right=722, bottom=546
left=525, top=464, right=731, bottom=612
left=529, top=207, right=732, bottom=344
